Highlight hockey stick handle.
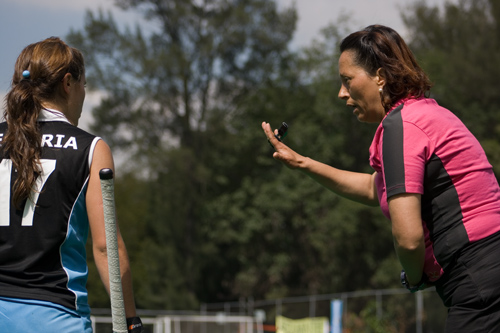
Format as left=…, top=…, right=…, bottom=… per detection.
left=99, top=168, right=127, bottom=333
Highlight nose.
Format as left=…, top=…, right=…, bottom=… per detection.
left=338, top=84, right=349, bottom=100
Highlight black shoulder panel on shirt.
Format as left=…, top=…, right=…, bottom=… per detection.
left=422, top=153, right=468, bottom=269
left=382, top=104, right=406, bottom=198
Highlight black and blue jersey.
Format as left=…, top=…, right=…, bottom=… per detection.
left=0, top=109, right=100, bottom=313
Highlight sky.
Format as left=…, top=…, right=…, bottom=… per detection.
left=0, top=0, right=456, bottom=131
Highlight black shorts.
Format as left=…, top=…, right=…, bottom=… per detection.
left=435, top=231, right=500, bottom=333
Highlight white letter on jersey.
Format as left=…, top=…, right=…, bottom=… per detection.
left=63, top=136, right=78, bottom=150
left=54, top=135, right=65, bottom=148
left=41, top=134, right=54, bottom=147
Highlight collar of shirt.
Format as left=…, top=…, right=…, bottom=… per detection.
left=38, top=108, right=71, bottom=124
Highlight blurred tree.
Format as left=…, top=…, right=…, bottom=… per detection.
left=71, top=0, right=500, bottom=316
left=68, top=0, right=297, bottom=309
left=202, top=22, right=395, bottom=302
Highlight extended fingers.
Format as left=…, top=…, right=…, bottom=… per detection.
left=261, top=122, right=273, bottom=137
left=262, top=122, right=279, bottom=144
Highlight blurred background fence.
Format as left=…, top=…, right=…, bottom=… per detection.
left=92, top=288, right=448, bottom=332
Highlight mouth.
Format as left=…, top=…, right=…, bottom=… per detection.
left=347, top=104, right=358, bottom=114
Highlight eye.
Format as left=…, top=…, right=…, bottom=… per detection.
left=340, top=76, right=351, bottom=89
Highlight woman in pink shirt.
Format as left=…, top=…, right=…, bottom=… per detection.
left=262, top=25, right=500, bottom=332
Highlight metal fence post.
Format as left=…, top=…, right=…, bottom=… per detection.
left=309, top=295, right=316, bottom=318
left=416, top=291, right=423, bottom=333
left=248, top=296, right=254, bottom=316
left=200, top=304, right=207, bottom=333
left=376, top=290, right=382, bottom=320
left=276, top=298, right=282, bottom=317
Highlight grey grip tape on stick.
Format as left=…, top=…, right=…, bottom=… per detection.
left=99, top=168, right=127, bottom=333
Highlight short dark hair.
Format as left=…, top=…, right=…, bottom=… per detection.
left=340, top=25, right=432, bottom=110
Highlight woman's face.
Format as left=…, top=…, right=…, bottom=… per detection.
left=338, top=50, right=386, bottom=123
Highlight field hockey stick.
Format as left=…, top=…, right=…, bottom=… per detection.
left=99, top=168, right=127, bottom=333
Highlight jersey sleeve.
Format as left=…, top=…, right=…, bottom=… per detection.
left=382, top=109, right=432, bottom=199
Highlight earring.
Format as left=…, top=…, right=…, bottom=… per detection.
left=379, top=87, right=383, bottom=92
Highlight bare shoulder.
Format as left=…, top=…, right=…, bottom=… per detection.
left=91, top=139, right=115, bottom=174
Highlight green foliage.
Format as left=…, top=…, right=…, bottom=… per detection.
left=344, top=296, right=414, bottom=333
left=70, top=0, right=301, bottom=310
left=196, top=25, right=396, bottom=302
left=74, top=0, right=500, bottom=319
left=75, top=0, right=396, bottom=311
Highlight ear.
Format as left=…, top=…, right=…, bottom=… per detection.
left=61, top=73, right=73, bottom=95
left=375, top=68, right=386, bottom=87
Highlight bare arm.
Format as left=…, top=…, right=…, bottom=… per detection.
left=388, top=193, right=425, bottom=285
left=86, top=139, right=137, bottom=318
left=262, top=122, right=379, bottom=206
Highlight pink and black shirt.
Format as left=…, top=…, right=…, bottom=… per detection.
left=370, top=97, right=500, bottom=282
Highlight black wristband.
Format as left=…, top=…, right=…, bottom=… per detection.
left=127, top=316, right=143, bottom=333
left=400, top=270, right=427, bottom=293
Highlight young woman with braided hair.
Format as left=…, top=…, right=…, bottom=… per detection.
left=0, top=37, right=142, bottom=332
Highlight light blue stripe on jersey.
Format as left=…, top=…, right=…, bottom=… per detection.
left=0, top=297, right=92, bottom=332
left=60, top=180, right=91, bottom=314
